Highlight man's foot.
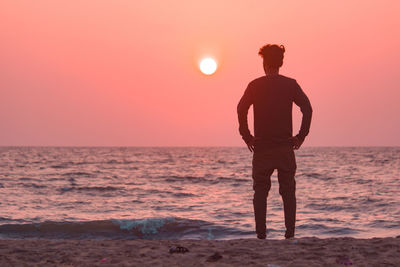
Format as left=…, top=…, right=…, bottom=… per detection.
left=284, top=229, right=294, bottom=239
left=257, top=233, right=266, bottom=239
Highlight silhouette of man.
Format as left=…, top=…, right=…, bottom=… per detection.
left=237, top=44, right=312, bottom=239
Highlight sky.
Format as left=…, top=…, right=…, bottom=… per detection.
left=1, top=1, right=399, bottom=146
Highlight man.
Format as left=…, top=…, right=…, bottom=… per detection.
left=237, top=44, right=312, bottom=239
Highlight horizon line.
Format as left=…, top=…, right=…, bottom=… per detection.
left=0, top=145, right=399, bottom=148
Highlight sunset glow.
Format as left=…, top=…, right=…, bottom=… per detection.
left=0, top=1, right=399, bottom=146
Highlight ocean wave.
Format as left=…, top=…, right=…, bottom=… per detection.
left=18, top=177, right=40, bottom=181
left=296, top=154, right=315, bottom=157
left=304, top=203, right=354, bottom=212
left=18, top=183, right=47, bottom=189
left=164, top=176, right=208, bottom=183
left=172, top=192, right=197, bottom=198
left=0, top=217, right=27, bottom=223
left=62, top=172, right=92, bottom=177
left=50, top=162, right=74, bottom=169
left=297, top=223, right=359, bottom=235
left=164, top=175, right=248, bottom=184
left=77, top=186, right=121, bottom=191
left=60, top=186, right=121, bottom=193
left=366, top=220, right=400, bottom=229
left=216, top=177, right=248, bottom=183
left=302, top=173, right=334, bottom=180
left=0, top=217, right=251, bottom=240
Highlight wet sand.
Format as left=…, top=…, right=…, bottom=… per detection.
left=0, top=237, right=399, bottom=266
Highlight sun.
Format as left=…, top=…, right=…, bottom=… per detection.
left=199, top=57, right=217, bottom=75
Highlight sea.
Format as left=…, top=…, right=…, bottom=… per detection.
left=0, top=146, right=399, bottom=240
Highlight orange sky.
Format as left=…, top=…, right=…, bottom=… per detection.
left=1, top=1, right=399, bottom=146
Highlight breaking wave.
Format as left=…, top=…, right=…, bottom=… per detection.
left=0, top=217, right=252, bottom=240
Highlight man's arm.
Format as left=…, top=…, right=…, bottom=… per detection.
left=293, top=81, right=313, bottom=144
left=237, top=84, right=254, bottom=151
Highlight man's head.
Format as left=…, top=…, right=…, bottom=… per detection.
left=258, top=44, right=285, bottom=72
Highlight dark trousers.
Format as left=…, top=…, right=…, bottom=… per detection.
left=252, top=145, right=297, bottom=236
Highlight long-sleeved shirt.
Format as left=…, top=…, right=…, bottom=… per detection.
left=237, top=74, right=312, bottom=148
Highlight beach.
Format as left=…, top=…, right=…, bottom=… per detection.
left=0, top=237, right=399, bottom=266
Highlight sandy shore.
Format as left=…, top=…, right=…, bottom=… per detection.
left=0, top=237, right=399, bottom=266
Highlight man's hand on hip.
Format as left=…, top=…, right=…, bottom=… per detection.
left=289, top=136, right=303, bottom=150
left=245, top=136, right=255, bottom=152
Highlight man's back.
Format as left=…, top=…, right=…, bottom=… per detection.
left=237, top=74, right=312, bottom=148
left=237, top=44, right=313, bottom=239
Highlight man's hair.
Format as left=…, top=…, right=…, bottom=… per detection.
left=258, top=44, right=285, bottom=68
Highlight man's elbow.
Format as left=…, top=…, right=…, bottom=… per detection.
left=237, top=102, right=245, bottom=115
left=302, top=103, right=313, bottom=116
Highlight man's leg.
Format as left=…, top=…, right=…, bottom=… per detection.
left=252, top=152, right=274, bottom=239
left=277, top=147, right=297, bottom=238
left=277, top=169, right=296, bottom=238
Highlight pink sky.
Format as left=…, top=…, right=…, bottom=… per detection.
left=1, top=1, right=399, bottom=146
